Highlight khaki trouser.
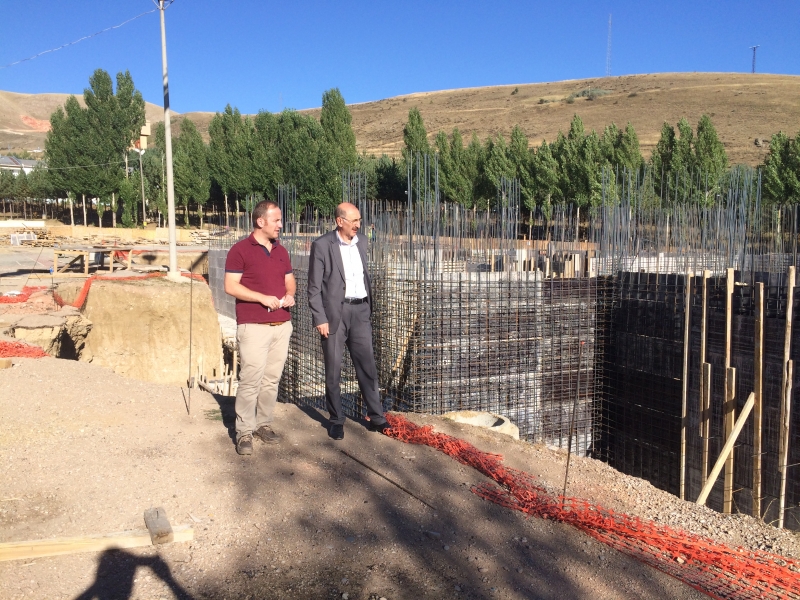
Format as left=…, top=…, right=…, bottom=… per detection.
left=235, top=321, right=292, bottom=441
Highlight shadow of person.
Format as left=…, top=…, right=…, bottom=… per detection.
left=73, top=548, right=194, bottom=600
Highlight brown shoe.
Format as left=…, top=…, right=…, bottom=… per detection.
left=254, top=425, right=280, bottom=444
left=236, top=434, right=253, bottom=455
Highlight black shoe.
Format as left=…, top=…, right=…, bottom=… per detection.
left=236, top=433, right=253, bottom=455
left=367, top=420, right=391, bottom=434
left=254, top=425, right=280, bottom=444
left=329, top=423, right=344, bottom=440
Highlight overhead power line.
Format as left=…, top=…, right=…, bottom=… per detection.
left=0, top=9, right=158, bottom=70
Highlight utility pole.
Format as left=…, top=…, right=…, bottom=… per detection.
left=750, top=45, right=759, bottom=74
left=156, top=0, right=179, bottom=279
left=606, top=14, right=612, bottom=77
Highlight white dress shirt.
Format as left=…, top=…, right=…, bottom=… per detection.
left=336, top=232, right=368, bottom=299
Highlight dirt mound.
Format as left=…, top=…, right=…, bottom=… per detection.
left=56, top=277, right=222, bottom=385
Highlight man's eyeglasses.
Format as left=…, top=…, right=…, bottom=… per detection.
left=340, top=217, right=362, bottom=224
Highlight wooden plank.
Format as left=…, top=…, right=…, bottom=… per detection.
left=143, top=507, right=173, bottom=545
left=722, top=268, right=735, bottom=514
left=723, top=366, right=736, bottom=513
left=778, top=266, right=795, bottom=529
left=0, top=525, right=192, bottom=562
left=680, top=271, right=692, bottom=500
left=699, top=270, right=710, bottom=437
left=701, top=362, right=712, bottom=487
left=779, top=359, right=794, bottom=529
left=697, top=392, right=755, bottom=507
left=753, top=282, right=764, bottom=519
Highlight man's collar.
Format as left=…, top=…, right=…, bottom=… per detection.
left=249, top=232, right=280, bottom=246
left=335, top=231, right=358, bottom=246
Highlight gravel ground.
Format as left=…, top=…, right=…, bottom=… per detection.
left=0, top=357, right=798, bottom=600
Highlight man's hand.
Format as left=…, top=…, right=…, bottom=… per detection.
left=316, top=323, right=329, bottom=338
left=281, top=294, right=296, bottom=308
left=260, top=295, right=281, bottom=311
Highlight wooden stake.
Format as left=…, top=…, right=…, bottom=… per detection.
left=0, top=525, right=193, bottom=562
left=680, top=272, right=692, bottom=500
left=722, top=268, right=735, bottom=514
left=723, top=366, right=736, bottom=513
left=699, top=270, right=711, bottom=438
left=697, top=392, right=755, bottom=507
left=778, top=266, right=795, bottom=529
left=701, top=362, right=712, bottom=487
left=753, top=282, right=764, bottom=519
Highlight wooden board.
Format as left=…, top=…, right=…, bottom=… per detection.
left=0, top=525, right=192, bottom=562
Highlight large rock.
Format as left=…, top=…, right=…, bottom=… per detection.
left=57, top=277, right=222, bottom=385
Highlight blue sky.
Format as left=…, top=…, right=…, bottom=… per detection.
left=0, top=1, right=797, bottom=114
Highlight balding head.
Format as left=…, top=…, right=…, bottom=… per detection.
left=335, top=202, right=362, bottom=242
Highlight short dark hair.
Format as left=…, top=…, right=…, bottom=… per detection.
left=252, top=201, right=280, bottom=228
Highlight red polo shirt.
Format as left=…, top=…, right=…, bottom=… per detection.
left=225, top=233, right=293, bottom=324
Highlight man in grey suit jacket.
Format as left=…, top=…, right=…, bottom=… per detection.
left=308, top=202, right=389, bottom=440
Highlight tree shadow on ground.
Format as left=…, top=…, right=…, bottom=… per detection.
left=73, top=548, right=194, bottom=600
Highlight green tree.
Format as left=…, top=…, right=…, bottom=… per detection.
left=694, top=114, right=728, bottom=192
left=118, top=174, right=139, bottom=227
left=374, top=155, right=405, bottom=201
left=173, top=118, right=210, bottom=226
left=402, top=107, right=430, bottom=161
left=531, top=140, right=559, bottom=215
left=482, top=134, right=515, bottom=203
left=44, top=69, right=145, bottom=227
left=448, top=129, right=476, bottom=207
left=208, top=105, right=254, bottom=216
left=274, top=110, right=337, bottom=214
left=651, top=122, right=676, bottom=199
left=762, top=131, right=800, bottom=204
left=508, top=125, right=535, bottom=209
left=251, top=110, right=283, bottom=198
left=320, top=88, right=357, bottom=172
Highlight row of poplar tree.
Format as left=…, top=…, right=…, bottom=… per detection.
left=2, top=67, right=799, bottom=227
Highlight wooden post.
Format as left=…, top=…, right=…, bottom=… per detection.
left=778, top=266, right=795, bottom=529
left=753, top=282, right=764, bottom=519
left=722, top=268, right=735, bottom=514
left=680, top=272, right=692, bottom=500
left=699, top=270, right=711, bottom=438
left=779, top=360, right=793, bottom=528
left=697, top=392, right=755, bottom=506
left=701, top=362, right=712, bottom=487
left=723, top=366, right=736, bottom=513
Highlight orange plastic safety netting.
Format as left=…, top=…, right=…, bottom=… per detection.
left=53, top=271, right=207, bottom=309
left=0, top=341, right=48, bottom=358
left=0, top=286, right=48, bottom=304
left=384, top=413, right=800, bottom=600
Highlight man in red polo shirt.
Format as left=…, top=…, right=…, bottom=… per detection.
left=224, top=201, right=295, bottom=456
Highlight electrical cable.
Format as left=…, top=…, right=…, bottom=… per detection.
left=0, top=9, right=159, bottom=70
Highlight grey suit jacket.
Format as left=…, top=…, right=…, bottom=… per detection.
left=307, top=229, right=373, bottom=336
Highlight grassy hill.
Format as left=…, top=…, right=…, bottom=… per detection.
left=3, top=73, right=800, bottom=166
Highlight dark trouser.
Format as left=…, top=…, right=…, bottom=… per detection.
left=321, top=302, right=386, bottom=426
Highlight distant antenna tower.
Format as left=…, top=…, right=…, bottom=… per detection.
left=750, top=45, right=759, bottom=73
left=606, top=14, right=612, bottom=77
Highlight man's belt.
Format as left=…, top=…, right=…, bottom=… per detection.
left=258, top=321, right=289, bottom=326
left=343, top=297, right=368, bottom=305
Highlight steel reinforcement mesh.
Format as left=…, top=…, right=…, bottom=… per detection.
left=280, top=254, right=605, bottom=455
left=600, top=270, right=800, bottom=530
